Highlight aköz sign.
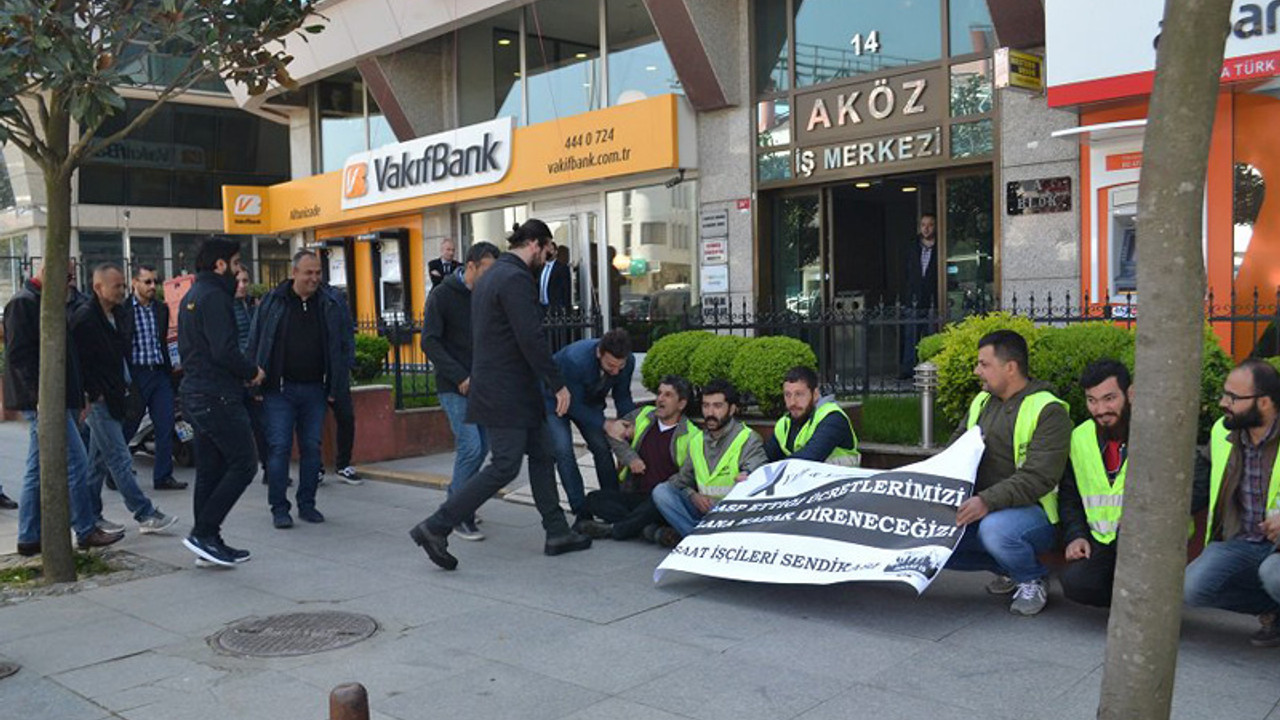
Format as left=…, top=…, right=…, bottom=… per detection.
left=341, top=117, right=513, bottom=210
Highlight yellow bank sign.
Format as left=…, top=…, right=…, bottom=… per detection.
left=223, top=94, right=682, bottom=234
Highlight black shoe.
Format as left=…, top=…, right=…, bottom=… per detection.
left=409, top=521, right=457, bottom=570
left=0, top=493, right=16, bottom=510
left=273, top=513, right=294, bottom=529
left=544, top=531, right=593, bottom=556
left=574, top=519, right=614, bottom=540
left=298, top=507, right=325, bottom=524
left=154, top=478, right=188, bottom=491
left=655, top=527, right=682, bottom=548
left=183, top=535, right=235, bottom=567
left=216, top=538, right=251, bottom=563
left=16, top=541, right=39, bottom=556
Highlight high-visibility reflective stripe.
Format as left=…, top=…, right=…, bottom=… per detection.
left=1089, top=520, right=1120, bottom=534
left=968, top=390, right=1069, bottom=524
left=1080, top=495, right=1124, bottom=510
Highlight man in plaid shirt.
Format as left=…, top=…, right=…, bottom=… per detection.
left=125, top=265, right=186, bottom=491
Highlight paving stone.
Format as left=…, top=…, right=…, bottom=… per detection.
left=796, top=683, right=1011, bottom=720
left=0, top=670, right=107, bottom=720
left=0, top=611, right=184, bottom=675
left=557, top=697, right=697, bottom=720
left=80, top=570, right=299, bottom=635
left=378, top=660, right=604, bottom=720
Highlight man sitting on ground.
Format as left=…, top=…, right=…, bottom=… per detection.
left=764, top=365, right=858, bottom=466
left=577, top=374, right=701, bottom=541
left=651, top=378, right=767, bottom=547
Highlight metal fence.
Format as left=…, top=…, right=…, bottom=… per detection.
left=365, top=288, right=1280, bottom=409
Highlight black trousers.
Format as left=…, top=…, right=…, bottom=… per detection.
left=426, top=424, right=569, bottom=538
left=1059, top=538, right=1118, bottom=608
left=184, top=392, right=258, bottom=539
left=583, top=490, right=660, bottom=540
left=328, top=393, right=355, bottom=469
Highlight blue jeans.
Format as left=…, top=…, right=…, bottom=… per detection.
left=546, top=408, right=618, bottom=515
left=18, top=410, right=97, bottom=542
left=126, top=366, right=175, bottom=484
left=944, top=504, right=1055, bottom=583
left=1260, top=552, right=1280, bottom=606
left=86, top=401, right=156, bottom=522
left=262, top=381, right=326, bottom=516
left=652, top=483, right=702, bottom=537
left=438, top=392, right=487, bottom=524
left=1185, top=537, right=1280, bottom=615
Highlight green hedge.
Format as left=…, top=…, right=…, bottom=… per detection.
left=917, top=333, right=946, bottom=363
left=1029, top=322, right=1134, bottom=426
left=353, top=334, right=391, bottom=382
left=729, top=336, right=817, bottom=415
left=930, top=312, right=1043, bottom=427
left=641, top=330, right=714, bottom=392
left=687, top=335, right=748, bottom=387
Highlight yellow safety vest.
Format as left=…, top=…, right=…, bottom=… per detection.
left=773, top=402, right=859, bottom=461
left=618, top=406, right=698, bottom=484
left=1069, top=419, right=1126, bottom=545
left=690, top=425, right=753, bottom=499
left=967, top=390, right=1069, bottom=524
left=1205, top=417, right=1280, bottom=544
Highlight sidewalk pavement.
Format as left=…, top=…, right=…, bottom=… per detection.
left=0, top=420, right=1277, bottom=720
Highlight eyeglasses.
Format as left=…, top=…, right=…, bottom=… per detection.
left=1221, top=391, right=1262, bottom=403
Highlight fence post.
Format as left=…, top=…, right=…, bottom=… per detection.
left=329, top=683, right=369, bottom=720
left=391, top=321, right=404, bottom=411
left=860, top=308, right=872, bottom=396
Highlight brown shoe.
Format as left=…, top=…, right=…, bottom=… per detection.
left=77, top=528, right=124, bottom=549
left=655, top=527, right=682, bottom=548
left=1251, top=612, right=1280, bottom=648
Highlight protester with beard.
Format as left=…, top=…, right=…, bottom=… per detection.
left=177, top=238, right=265, bottom=567
left=1186, top=358, right=1280, bottom=647
left=409, top=220, right=592, bottom=570
left=650, top=378, right=766, bottom=547
left=764, top=365, right=858, bottom=466
left=1057, top=360, right=1134, bottom=608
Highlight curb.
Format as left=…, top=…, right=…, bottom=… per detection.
left=351, top=466, right=521, bottom=500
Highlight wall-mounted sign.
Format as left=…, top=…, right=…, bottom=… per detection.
left=794, top=127, right=943, bottom=181
left=794, top=68, right=945, bottom=147
left=1105, top=152, right=1143, bottom=171
left=328, top=248, right=347, bottom=287
left=701, top=265, right=729, bottom=293
left=702, top=239, right=728, bottom=265
left=699, top=209, right=728, bottom=238
left=994, top=48, right=1044, bottom=92
left=341, top=117, right=513, bottom=210
left=1006, top=177, right=1073, bottom=216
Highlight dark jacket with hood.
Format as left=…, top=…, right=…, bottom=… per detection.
left=70, top=297, right=133, bottom=419
left=467, top=252, right=565, bottom=428
left=247, top=281, right=353, bottom=401
left=421, top=272, right=473, bottom=396
left=3, top=279, right=84, bottom=411
left=178, top=270, right=259, bottom=398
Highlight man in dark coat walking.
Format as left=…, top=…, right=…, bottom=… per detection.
left=411, top=220, right=593, bottom=569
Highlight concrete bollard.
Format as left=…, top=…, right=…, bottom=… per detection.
left=329, top=683, right=369, bottom=720
left=914, top=362, right=938, bottom=449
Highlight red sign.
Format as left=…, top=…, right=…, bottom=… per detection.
left=1105, top=152, right=1143, bottom=172
left=736, top=198, right=751, bottom=211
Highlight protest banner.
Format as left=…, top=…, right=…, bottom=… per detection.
left=654, top=427, right=985, bottom=593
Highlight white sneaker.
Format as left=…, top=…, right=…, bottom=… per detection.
left=138, top=511, right=178, bottom=535
left=96, top=518, right=126, bottom=534
left=1009, top=579, right=1048, bottom=616
left=337, top=467, right=364, bottom=485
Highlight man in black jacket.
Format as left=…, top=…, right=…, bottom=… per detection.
left=5, top=265, right=122, bottom=555
left=410, top=220, right=592, bottom=569
left=178, top=238, right=264, bottom=567
left=73, top=264, right=177, bottom=536
left=247, top=250, right=351, bottom=529
left=124, top=264, right=186, bottom=491
left=421, top=241, right=500, bottom=541
left=427, top=238, right=460, bottom=289
left=900, top=212, right=939, bottom=378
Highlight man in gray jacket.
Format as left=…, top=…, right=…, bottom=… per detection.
left=650, top=378, right=767, bottom=547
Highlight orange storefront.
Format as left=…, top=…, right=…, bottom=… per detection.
left=1047, top=1, right=1280, bottom=359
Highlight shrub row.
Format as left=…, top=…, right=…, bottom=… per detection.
left=642, top=331, right=816, bottom=415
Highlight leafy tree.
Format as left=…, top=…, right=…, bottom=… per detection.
left=0, top=0, right=322, bottom=582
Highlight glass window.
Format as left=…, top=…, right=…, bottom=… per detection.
left=607, top=0, right=682, bottom=104
left=950, top=58, right=992, bottom=117
left=170, top=233, right=207, bottom=276
left=130, top=236, right=165, bottom=279
left=951, top=118, right=993, bottom=158
left=944, top=173, right=994, bottom=315
left=461, top=204, right=528, bottom=252
left=770, top=194, right=821, bottom=315
left=0, top=159, right=15, bottom=211
left=458, top=10, right=523, bottom=125
left=368, top=93, right=397, bottom=151
left=319, top=71, right=367, bottom=173
left=794, top=0, right=942, bottom=87
left=758, top=150, right=792, bottom=183
left=525, top=0, right=603, bottom=125
left=756, top=0, right=790, bottom=94
left=0, top=234, right=27, bottom=300
left=80, top=231, right=125, bottom=271
left=256, top=237, right=292, bottom=287
left=1234, top=163, right=1265, bottom=280
left=949, top=0, right=996, bottom=56
left=757, top=98, right=791, bottom=149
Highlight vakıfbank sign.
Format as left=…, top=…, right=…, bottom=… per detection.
left=340, top=117, right=513, bottom=210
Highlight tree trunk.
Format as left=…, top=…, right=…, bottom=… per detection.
left=37, top=96, right=76, bottom=585
left=1098, top=1, right=1232, bottom=718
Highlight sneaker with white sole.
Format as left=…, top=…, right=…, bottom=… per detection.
left=454, top=520, right=485, bottom=541
left=337, top=467, right=364, bottom=485
left=183, top=535, right=235, bottom=567
left=986, top=574, right=1017, bottom=595
left=1009, top=579, right=1048, bottom=616
left=138, top=511, right=178, bottom=535
left=96, top=518, right=126, bottom=534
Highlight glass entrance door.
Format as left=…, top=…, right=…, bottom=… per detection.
left=940, top=170, right=996, bottom=319
left=541, top=207, right=601, bottom=334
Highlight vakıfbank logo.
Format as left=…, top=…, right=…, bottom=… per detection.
left=233, top=194, right=262, bottom=216
left=343, top=163, right=368, bottom=199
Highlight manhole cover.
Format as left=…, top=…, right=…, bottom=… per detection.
left=210, top=611, right=378, bottom=657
